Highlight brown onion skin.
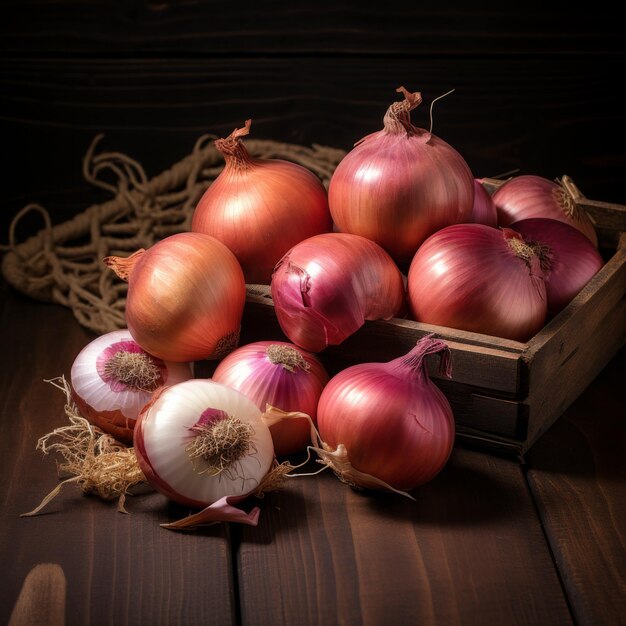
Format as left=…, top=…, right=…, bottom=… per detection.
left=493, top=175, right=598, bottom=247
left=408, top=224, right=547, bottom=342
left=192, top=120, right=332, bottom=284
left=105, top=232, right=246, bottom=362
left=328, top=87, right=474, bottom=263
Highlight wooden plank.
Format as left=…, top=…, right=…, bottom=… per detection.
left=236, top=448, right=571, bottom=625
left=0, top=283, right=237, bottom=626
left=2, top=4, right=623, bottom=56
left=526, top=347, right=626, bottom=626
left=523, top=239, right=626, bottom=449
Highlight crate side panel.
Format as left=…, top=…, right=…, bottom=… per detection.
left=524, top=249, right=626, bottom=448
left=243, top=298, right=523, bottom=396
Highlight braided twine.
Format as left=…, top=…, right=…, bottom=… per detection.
left=1, top=134, right=346, bottom=335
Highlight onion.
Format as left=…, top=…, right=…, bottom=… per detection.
left=191, top=120, right=332, bottom=284
left=407, top=224, right=547, bottom=342
left=469, top=178, right=497, bottom=227
left=104, top=232, right=246, bottom=362
left=328, top=86, right=474, bottom=262
left=510, top=218, right=604, bottom=316
left=315, top=335, right=455, bottom=494
left=270, top=232, right=406, bottom=352
left=134, top=379, right=274, bottom=511
left=70, top=329, right=192, bottom=442
left=492, top=174, right=598, bottom=247
left=212, top=341, right=329, bottom=456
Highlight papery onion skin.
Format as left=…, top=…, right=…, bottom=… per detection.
left=408, top=224, right=547, bottom=342
left=328, top=87, right=474, bottom=262
left=104, top=232, right=246, bottom=363
left=212, top=341, right=329, bottom=456
left=317, top=335, right=455, bottom=491
left=492, top=175, right=598, bottom=247
left=134, top=379, right=274, bottom=508
left=70, top=329, right=192, bottom=442
left=510, top=218, right=604, bottom=316
left=271, top=232, right=406, bottom=352
left=192, top=120, right=332, bottom=284
left=469, top=178, right=497, bottom=227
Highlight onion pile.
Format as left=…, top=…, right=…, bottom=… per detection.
left=44, top=90, right=606, bottom=527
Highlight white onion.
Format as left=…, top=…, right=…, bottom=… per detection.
left=134, top=379, right=274, bottom=508
left=70, top=329, right=192, bottom=442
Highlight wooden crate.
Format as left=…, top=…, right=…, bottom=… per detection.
left=241, top=177, right=626, bottom=458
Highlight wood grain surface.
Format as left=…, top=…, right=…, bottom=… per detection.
left=527, top=347, right=626, bottom=626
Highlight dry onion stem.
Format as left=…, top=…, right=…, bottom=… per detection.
left=21, top=376, right=147, bottom=517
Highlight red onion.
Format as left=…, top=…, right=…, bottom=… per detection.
left=510, top=218, right=604, bottom=316
left=469, top=178, right=497, bottom=227
left=408, top=224, right=547, bottom=342
left=492, top=174, right=598, bottom=247
left=212, top=341, right=329, bottom=456
left=328, top=86, right=474, bottom=263
left=104, top=232, right=246, bottom=362
left=315, top=335, right=455, bottom=493
left=270, top=232, right=406, bottom=352
left=70, top=329, right=192, bottom=442
left=191, top=120, right=332, bottom=284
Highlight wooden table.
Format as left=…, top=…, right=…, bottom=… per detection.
left=1, top=279, right=624, bottom=626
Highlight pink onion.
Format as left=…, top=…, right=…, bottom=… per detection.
left=492, top=174, right=598, bottom=247
left=328, top=86, right=474, bottom=263
left=212, top=341, right=329, bottom=456
left=191, top=120, right=332, bottom=284
left=270, top=232, right=406, bottom=352
left=70, top=329, right=192, bottom=442
left=510, top=218, right=604, bottom=316
left=104, top=232, right=246, bottom=362
left=315, top=335, right=455, bottom=493
left=407, top=224, right=547, bottom=342
left=469, top=178, right=497, bottom=227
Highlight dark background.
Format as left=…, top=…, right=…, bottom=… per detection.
left=2, top=2, right=625, bottom=243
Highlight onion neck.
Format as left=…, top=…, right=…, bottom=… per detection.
left=382, top=86, right=423, bottom=137
left=186, top=409, right=255, bottom=476
left=103, top=249, right=145, bottom=282
left=552, top=183, right=588, bottom=223
left=266, top=344, right=310, bottom=372
left=214, top=119, right=255, bottom=170
left=393, top=334, right=452, bottom=379
left=503, top=228, right=544, bottom=279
